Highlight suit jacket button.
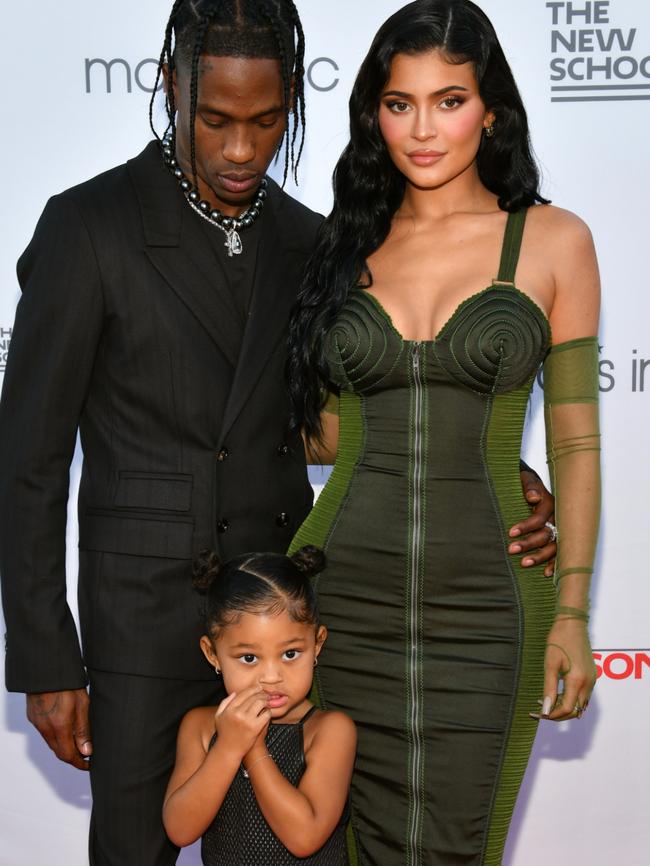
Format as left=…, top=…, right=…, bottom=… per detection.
left=275, top=512, right=290, bottom=528
left=277, top=444, right=289, bottom=456
left=217, top=448, right=230, bottom=462
left=217, top=519, right=230, bottom=533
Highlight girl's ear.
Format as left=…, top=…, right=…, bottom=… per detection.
left=314, top=625, right=328, bottom=658
left=200, top=635, right=219, bottom=669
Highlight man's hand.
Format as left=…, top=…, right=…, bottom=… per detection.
left=26, top=689, right=91, bottom=771
left=510, top=468, right=557, bottom=576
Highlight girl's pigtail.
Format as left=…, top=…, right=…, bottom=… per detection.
left=290, top=545, right=326, bottom=578
left=192, top=549, right=222, bottom=593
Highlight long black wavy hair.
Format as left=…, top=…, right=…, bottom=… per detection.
left=287, top=0, right=549, bottom=442
left=149, top=0, right=306, bottom=186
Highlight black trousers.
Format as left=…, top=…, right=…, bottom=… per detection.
left=88, top=669, right=224, bottom=866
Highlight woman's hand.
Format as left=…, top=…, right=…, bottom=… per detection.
left=533, top=619, right=597, bottom=721
left=213, top=687, right=271, bottom=759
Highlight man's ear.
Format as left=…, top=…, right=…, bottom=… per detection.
left=162, top=63, right=178, bottom=104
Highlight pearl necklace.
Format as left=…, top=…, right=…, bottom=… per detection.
left=161, top=135, right=267, bottom=257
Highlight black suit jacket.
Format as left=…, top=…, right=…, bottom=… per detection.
left=0, top=141, right=322, bottom=691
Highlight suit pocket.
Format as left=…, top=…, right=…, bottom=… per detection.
left=80, top=509, right=194, bottom=559
left=113, top=471, right=193, bottom=512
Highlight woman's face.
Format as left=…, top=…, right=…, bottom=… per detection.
left=378, top=49, right=494, bottom=191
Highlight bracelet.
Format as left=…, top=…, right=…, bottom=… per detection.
left=553, top=567, right=593, bottom=590
left=555, top=605, right=590, bottom=623
left=242, top=753, right=273, bottom=779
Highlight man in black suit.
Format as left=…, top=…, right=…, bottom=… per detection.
left=0, top=1, right=556, bottom=864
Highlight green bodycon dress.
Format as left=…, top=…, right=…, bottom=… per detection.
left=290, top=210, right=557, bottom=866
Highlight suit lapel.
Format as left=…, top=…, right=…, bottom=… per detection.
left=218, top=183, right=309, bottom=442
left=128, top=143, right=241, bottom=367
left=145, top=214, right=243, bottom=367
left=128, top=146, right=312, bottom=435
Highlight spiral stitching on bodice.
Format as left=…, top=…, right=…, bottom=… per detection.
left=326, top=287, right=550, bottom=396
left=432, top=287, right=550, bottom=394
left=325, top=292, right=404, bottom=393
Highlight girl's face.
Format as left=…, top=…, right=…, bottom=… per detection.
left=202, top=609, right=327, bottom=722
left=378, top=49, right=494, bottom=192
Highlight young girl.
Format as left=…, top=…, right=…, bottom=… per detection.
left=163, top=545, right=355, bottom=864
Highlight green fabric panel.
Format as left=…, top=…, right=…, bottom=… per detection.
left=289, top=390, right=364, bottom=554
left=290, top=387, right=365, bottom=712
left=323, top=390, right=340, bottom=416
left=289, top=391, right=365, bottom=866
left=482, top=382, right=556, bottom=866
left=346, top=823, right=358, bottom=866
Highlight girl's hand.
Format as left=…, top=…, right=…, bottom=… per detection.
left=534, top=620, right=597, bottom=721
left=213, top=686, right=271, bottom=759
left=243, top=723, right=273, bottom=767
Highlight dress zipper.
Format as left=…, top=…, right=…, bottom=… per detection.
left=408, top=341, right=424, bottom=865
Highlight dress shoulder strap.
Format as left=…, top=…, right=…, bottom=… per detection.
left=496, top=208, right=528, bottom=284
left=299, top=705, right=318, bottom=725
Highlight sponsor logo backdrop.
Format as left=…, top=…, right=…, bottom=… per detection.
left=0, top=2, right=647, bottom=864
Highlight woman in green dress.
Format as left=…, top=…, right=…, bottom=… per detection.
left=287, top=1, right=600, bottom=864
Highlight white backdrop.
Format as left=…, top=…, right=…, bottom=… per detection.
left=1, top=1, right=648, bottom=864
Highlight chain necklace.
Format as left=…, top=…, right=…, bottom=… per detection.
left=161, top=134, right=267, bottom=257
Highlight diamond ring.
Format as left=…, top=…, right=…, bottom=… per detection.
left=545, top=521, right=558, bottom=543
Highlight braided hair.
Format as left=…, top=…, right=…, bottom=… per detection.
left=149, top=0, right=306, bottom=186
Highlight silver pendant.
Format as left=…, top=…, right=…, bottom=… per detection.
left=225, top=229, right=243, bottom=257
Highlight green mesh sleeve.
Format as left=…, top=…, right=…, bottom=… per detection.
left=544, top=336, right=601, bottom=613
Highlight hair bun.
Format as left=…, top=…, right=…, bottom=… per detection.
left=290, top=545, right=326, bottom=578
left=192, top=549, right=222, bottom=592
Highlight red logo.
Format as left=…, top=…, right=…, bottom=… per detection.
left=593, top=650, right=650, bottom=680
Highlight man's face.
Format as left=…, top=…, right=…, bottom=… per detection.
left=171, top=55, right=287, bottom=217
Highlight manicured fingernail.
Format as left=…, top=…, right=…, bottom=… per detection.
left=522, top=557, right=534, bottom=567
left=509, top=544, right=522, bottom=554
left=542, top=696, right=552, bottom=716
left=509, top=527, right=521, bottom=537
left=529, top=712, right=541, bottom=720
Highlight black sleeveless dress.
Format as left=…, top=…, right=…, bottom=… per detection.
left=290, top=210, right=555, bottom=866
left=201, top=706, right=349, bottom=865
